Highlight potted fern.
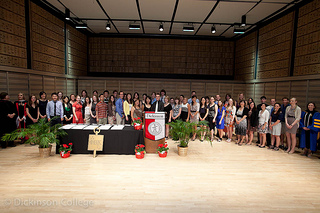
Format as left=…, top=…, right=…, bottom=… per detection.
left=168, top=120, right=209, bottom=156
left=1, top=118, right=67, bottom=158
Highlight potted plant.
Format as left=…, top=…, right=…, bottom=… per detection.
left=59, top=143, right=73, bottom=158
left=169, top=120, right=209, bottom=156
left=156, top=142, right=169, bottom=158
left=1, top=118, right=67, bottom=158
left=132, top=117, right=142, bottom=130
left=134, top=144, right=145, bottom=159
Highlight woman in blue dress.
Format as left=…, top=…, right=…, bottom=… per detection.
left=216, top=100, right=226, bottom=142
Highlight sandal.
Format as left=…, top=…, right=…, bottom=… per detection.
left=273, top=147, right=279, bottom=151
left=268, top=145, right=274, bottom=149
left=259, top=146, right=265, bottom=148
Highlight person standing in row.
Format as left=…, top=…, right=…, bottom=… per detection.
left=83, top=97, right=91, bottom=125
left=269, top=103, right=283, bottom=151
left=103, top=90, right=109, bottom=105
left=143, top=96, right=152, bottom=112
left=180, top=97, right=189, bottom=122
left=189, top=95, right=200, bottom=141
left=90, top=95, right=98, bottom=124
left=57, top=91, right=63, bottom=103
left=113, top=90, right=118, bottom=102
left=96, top=94, right=108, bottom=125
left=160, top=89, right=166, bottom=103
left=26, top=94, right=39, bottom=127
left=131, top=99, right=143, bottom=120
left=0, top=92, right=17, bottom=148
left=247, top=102, right=258, bottom=145
left=107, top=95, right=116, bottom=124
left=80, top=90, right=87, bottom=104
left=225, top=98, right=236, bottom=143
left=47, top=93, right=64, bottom=125
left=164, top=96, right=172, bottom=139
left=15, top=93, right=28, bottom=131
left=300, top=102, right=319, bottom=157
left=199, top=97, right=208, bottom=142
left=235, top=100, right=249, bottom=146
left=171, top=97, right=181, bottom=122
left=63, top=96, right=73, bottom=125
left=285, top=98, right=301, bottom=154
left=124, top=93, right=133, bottom=124
left=69, top=94, right=76, bottom=105
left=207, top=97, right=218, bottom=142
left=216, top=100, right=225, bottom=142
left=151, top=93, right=164, bottom=112
left=115, top=91, right=125, bottom=125
left=257, top=103, right=269, bottom=148
left=38, top=91, right=48, bottom=120
left=133, top=92, right=140, bottom=102
left=72, top=95, right=83, bottom=124
left=280, top=97, right=290, bottom=149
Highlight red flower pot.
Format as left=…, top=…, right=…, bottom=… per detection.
left=60, top=151, right=71, bottom=158
left=134, top=123, right=142, bottom=130
left=158, top=151, right=167, bottom=158
left=135, top=152, right=144, bottom=159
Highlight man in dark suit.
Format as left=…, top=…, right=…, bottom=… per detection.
left=151, top=93, right=164, bottom=112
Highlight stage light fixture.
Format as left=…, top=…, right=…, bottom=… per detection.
left=75, top=23, right=87, bottom=29
left=183, top=25, right=194, bottom=32
left=159, top=23, right=164, bottom=32
left=211, top=25, right=216, bottom=34
left=129, top=23, right=140, bottom=30
left=106, top=22, right=111, bottom=30
left=241, top=15, right=246, bottom=27
left=65, top=8, right=70, bottom=20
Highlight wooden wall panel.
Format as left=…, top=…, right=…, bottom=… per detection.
left=191, top=82, right=206, bottom=98
left=55, top=77, right=67, bottom=95
left=67, top=25, right=87, bottom=76
left=133, top=81, right=148, bottom=97
left=29, top=75, right=42, bottom=96
left=219, top=84, right=233, bottom=98
left=175, top=82, right=191, bottom=98
left=253, top=83, right=264, bottom=103
left=78, top=81, right=92, bottom=95
left=290, top=80, right=307, bottom=107
left=275, top=81, right=290, bottom=102
left=245, top=84, right=255, bottom=100
left=163, top=82, right=175, bottom=98
left=307, top=80, right=320, bottom=107
left=264, top=82, right=276, bottom=100
left=232, top=84, right=246, bottom=100
left=257, top=12, right=294, bottom=79
left=89, top=37, right=234, bottom=76
left=235, top=31, right=257, bottom=80
left=0, top=72, right=8, bottom=93
left=205, top=83, right=219, bottom=97
left=294, top=0, right=320, bottom=76
left=8, top=72, right=29, bottom=99
left=30, top=2, right=64, bottom=74
left=0, top=0, right=27, bottom=68
left=106, top=80, right=120, bottom=94
left=43, top=77, right=55, bottom=97
left=67, top=79, right=76, bottom=96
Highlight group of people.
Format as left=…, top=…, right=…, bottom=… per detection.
left=0, top=89, right=319, bottom=158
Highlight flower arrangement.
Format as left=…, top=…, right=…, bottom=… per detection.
left=134, top=144, right=145, bottom=154
left=132, top=117, right=142, bottom=125
left=59, top=143, right=73, bottom=153
left=156, top=142, right=169, bottom=153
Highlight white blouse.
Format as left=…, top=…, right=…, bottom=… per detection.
left=259, top=110, right=270, bottom=125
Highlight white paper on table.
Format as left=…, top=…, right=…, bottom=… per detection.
left=124, top=124, right=131, bottom=126
left=71, top=125, right=88, bottom=130
left=83, top=125, right=100, bottom=130
left=59, top=124, right=77, bottom=130
left=110, top=125, right=124, bottom=130
left=99, top=124, right=112, bottom=130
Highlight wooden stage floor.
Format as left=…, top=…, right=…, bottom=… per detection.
left=1, top=138, right=320, bottom=213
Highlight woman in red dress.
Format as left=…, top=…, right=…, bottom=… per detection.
left=72, top=95, right=84, bottom=124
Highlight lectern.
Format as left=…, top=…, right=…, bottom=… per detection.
left=144, top=112, right=165, bottom=153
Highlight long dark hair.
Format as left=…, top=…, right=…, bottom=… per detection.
left=83, top=96, right=91, bottom=107
left=28, top=94, right=38, bottom=107
left=192, top=95, right=197, bottom=106
left=273, top=103, right=281, bottom=115
left=126, top=93, right=133, bottom=104
left=200, top=97, right=206, bottom=108
left=306, top=102, right=317, bottom=112
left=249, top=101, right=257, bottom=111
left=109, top=95, right=116, bottom=106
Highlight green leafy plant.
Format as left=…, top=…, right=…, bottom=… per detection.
left=156, top=142, right=169, bottom=153
left=59, top=143, right=73, bottom=153
left=1, top=117, right=67, bottom=148
left=169, top=120, right=210, bottom=147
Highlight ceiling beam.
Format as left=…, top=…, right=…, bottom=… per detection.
left=95, top=0, right=119, bottom=33
left=169, top=0, right=179, bottom=34
left=194, top=0, right=220, bottom=35
left=135, top=0, right=145, bottom=33
left=219, top=25, right=232, bottom=37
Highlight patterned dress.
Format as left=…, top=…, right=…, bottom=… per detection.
left=225, top=106, right=236, bottom=128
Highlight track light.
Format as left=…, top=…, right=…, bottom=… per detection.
left=241, top=15, right=246, bottom=27
left=106, top=22, right=111, bottom=30
left=233, top=27, right=245, bottom=34
left=75, top=23, right=87, bottom=29
left=65, top=8, right=70, bottom=20
left=159, top=23, right=164, bottom=32
left=183, top=25, right=194, bottom=32
left=129, top=23, right=140, bottom=30
left=211, top=25, right=216, bottom=34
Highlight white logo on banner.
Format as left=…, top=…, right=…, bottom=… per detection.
left=148, top=122, right=162, bottom=136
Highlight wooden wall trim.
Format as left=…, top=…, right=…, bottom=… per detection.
left=245, top=74, right=320, bottom=83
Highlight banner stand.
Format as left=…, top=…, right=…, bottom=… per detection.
left=144, top=112, right=165, bottom=153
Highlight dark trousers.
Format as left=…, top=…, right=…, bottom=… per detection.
left=50, top=116, right=62, bottom=126
left=266, top=133, right=271, bottom=146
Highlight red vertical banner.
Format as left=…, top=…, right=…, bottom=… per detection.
left=145, top=112, right=165, bottom=140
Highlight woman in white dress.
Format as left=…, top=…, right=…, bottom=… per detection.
left=189, top=95, right=200, bottom=141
